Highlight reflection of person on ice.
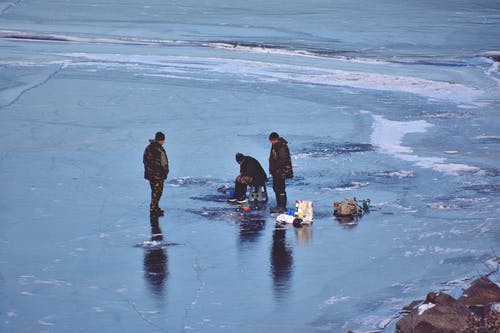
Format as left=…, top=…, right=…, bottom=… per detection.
left=228, top=153, right=267, bottom=204
left=268, top=132, right=294, bottom=213
left=143, top=131, right=169, bottom=218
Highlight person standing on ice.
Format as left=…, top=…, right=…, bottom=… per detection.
left=229, top=153, right=268, bottom=203
left=143, top=131, right=169, bottom=217
left=268, top=132, right=293, bottom=213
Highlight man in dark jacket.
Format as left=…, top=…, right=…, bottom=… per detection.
left=144, top=132, right=169, bottom=218
left=268, top=132, right=293, bottom=213
left=229, top=153, right=268, bottom=203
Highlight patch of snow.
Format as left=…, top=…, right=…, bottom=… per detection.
left=418, top=303, right=436, bottom=315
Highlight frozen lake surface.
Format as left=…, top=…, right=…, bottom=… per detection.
left=1, top=1, right=499, bottom=332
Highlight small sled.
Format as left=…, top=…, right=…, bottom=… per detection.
left=276, top=200, right=313, bottom=227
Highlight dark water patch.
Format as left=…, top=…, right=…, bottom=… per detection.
left=441, top=255, right=485, bottom=265
left=462, top=183, right=500, bottom=195
left=1, top=31, right=352, bottom=57
left=2, top=33, right=73, bottom=42
left=215, top=185, right=233, bottom=194
left=320, top=181, right=370, bottom=192
left=207, top=41, right=289, bottom=50
left=203, top=41, right=474, bottom=68
left=186, top=206, right=235, bottom=220
left=474, top=136, right=500, bottom=144
left=187, top=205, right=267, bottom=222
left=297, top=142, right=374, bottom=158
left=390, top=58, right=469, bottom=67
left=0, top=31, right=178, bottom=46
left=480, top=168, right=500, bottom=177
left=190, top=194, right=229, bottom=203
left=238, top=219, right=266, bottom=243
left=204, top=40, right=350, bottom=58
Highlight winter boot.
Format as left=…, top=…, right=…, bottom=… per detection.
left=270, top=192, right=287, bottom=213
left=270, top=206, right=286, bottom=213
left=236, top=197, right=247, bottom=204
left=280, top=192, right=287, bottom=211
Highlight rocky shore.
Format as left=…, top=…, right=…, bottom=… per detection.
left=345, top=273, right=499, bottom=333
left=395, top=275, right=500, bottom=333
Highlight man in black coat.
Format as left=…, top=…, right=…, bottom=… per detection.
left=143, top=131, right=169, bottom=218
left=229, top=153, right=268, bottom=203
left=268, top=132, right=293, bottom=213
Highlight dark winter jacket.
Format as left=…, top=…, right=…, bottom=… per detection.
left=143, top=140, right=169, bottom=181
left=240, top=155, right=268, bottom=186
left=269, top=137, right=293, bottom=179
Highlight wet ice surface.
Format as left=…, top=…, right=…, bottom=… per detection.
left=1, top=1, right=500, bottom=332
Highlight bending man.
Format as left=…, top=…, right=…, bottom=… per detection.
left=229, top=153, right=267, bottom=203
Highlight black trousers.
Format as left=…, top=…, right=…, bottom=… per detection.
left=149, top=180, right=164, bottom=212
left=272, top=177, right=287, bottom=208
left=234, top=181, right=248, bottom=199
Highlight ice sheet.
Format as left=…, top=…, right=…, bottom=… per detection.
left=1, top=1, right=499, bottom=333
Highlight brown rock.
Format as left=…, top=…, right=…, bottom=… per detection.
left=401, top=299, right=424, bottom=313
left=397, top=277, right=500, bottom=333
left=396, top=292, right=472, bottom=333
left=458, top=276, right=500, bottom=307
left=414, top=321, right=452, bottom=333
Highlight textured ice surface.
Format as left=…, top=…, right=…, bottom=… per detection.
left=1, top=1, right=499, bottom=332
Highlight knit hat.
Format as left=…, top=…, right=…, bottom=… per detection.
left=235, top=153, right=245, bottom=163
left=155, top=132, right=165, bottom=141
left=269, top=132, right=279, bottom=140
